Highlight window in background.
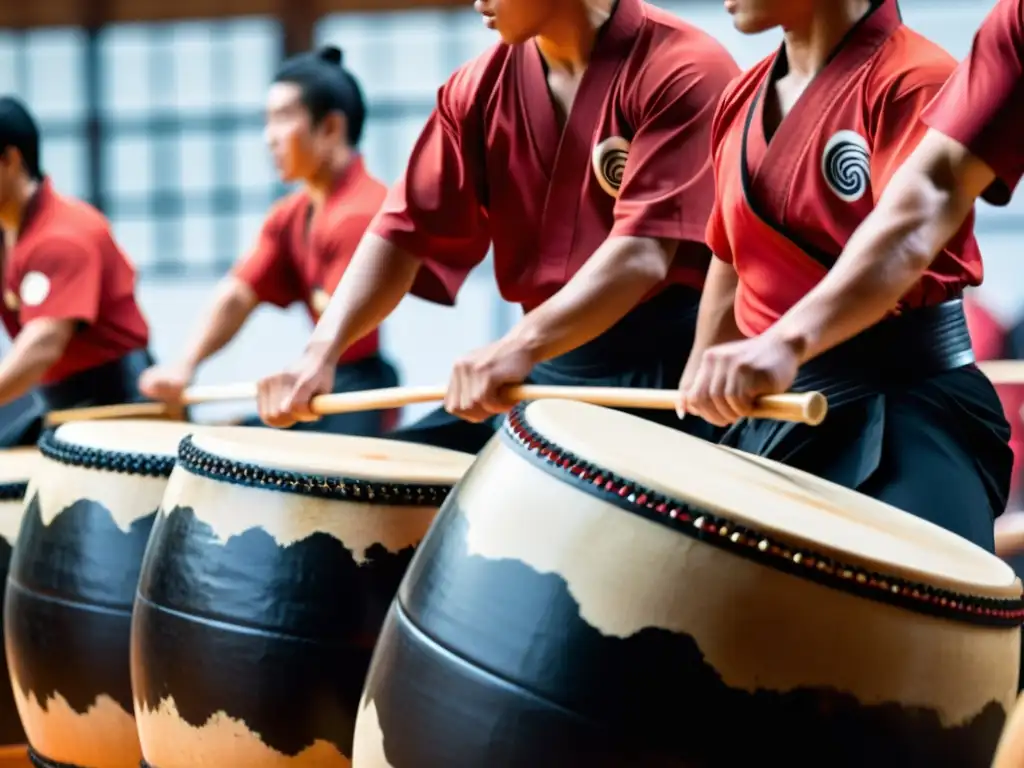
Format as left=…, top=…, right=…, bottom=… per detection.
left=11, top=28, right=90, bottom=206
left=99, top=18, right=283, bottom=277
left=0, top=31, right=20, bottom=94
left=315, top=9, right=492, bottom=186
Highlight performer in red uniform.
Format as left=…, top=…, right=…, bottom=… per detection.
left=140, top=46, right=398, bottom=436
left=676, top=0, right=1011, bottom=551
left=0, top=96, right=153, bottom=444
left=256, top=0, right=739, bottom=453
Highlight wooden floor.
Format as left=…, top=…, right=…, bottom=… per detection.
left=0, top=745, right=30, bottom=767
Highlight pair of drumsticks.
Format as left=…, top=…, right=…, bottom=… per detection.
left=45, top=358, right=1024, bottom=428
left=45, top=385, right=828, bottom=427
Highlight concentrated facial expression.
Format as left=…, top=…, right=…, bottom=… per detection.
left=264, top=82, right=336, bottom=184
left=723, top=0, right=808, bottom=34
left=473, top=0, right=556, bottom=45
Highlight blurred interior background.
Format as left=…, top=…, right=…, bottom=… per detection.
left=0, top=0, right=1020, bottom=455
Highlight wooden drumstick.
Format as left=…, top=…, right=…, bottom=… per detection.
left=994, top=512, right=1024, bottom=559
left=44, top=383, right=258, bottom=426
left=308, top=386, right=829, bottom=426
left=47, top=384, right=827, bottom=427
left=978, top=359, right=1024, bottom=384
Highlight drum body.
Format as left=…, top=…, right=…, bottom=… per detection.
left=4, top=422, right=200, bottom=768
left=131, top=428, right=473, bottom=768
left=0, top=450, right=37, bottom=766
left=354, top=400, right=1023, bottom=768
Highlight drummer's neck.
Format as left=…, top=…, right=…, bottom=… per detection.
left=0, top=176, right=38, bottom=237
left=304, top=147, right=354, bottom=209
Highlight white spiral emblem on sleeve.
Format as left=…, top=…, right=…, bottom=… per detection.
left=592, top=136, right=631, bottom=199
left=821, top=130, right=871, bottom=203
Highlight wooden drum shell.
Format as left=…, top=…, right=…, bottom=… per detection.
left=131, top=430, right=472, bottom=768
left=354, top=404, right=1022, bottom=767
left=4, top=425, right=192, bottom=768
left=0, top=449, right=37, bottom=764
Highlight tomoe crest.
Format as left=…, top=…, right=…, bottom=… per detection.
left=592, top=137, right=630, bottom=199
left=821, top=130, right=871, bottom=203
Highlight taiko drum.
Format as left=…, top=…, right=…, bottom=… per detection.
left=0, top=449, right=38, bottom=767
left=130, top=428, right=474, bottom=768
left=353, top=400, right=1022, bottom=767
left=4, top=421, right=202, bottom=768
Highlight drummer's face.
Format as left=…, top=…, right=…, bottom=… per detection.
left=474, top=0, right=558, bottom=45
left=725, top=0, right=814, bottom=34
left=264, top=83, right=325, bottom=184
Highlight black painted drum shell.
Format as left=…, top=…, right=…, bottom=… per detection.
left=130, top=433, right=466, bottom=768
left=0, top=489, right=26, bottom=747
left=4, top=492, right=154, bottom=767
left=132, top=503, right=413, bottom=762
left=356, top=415, right=1018, bottom=767
left=355, top=602, right=676, bottom=768
left=136, top=505, right=410, bottom=643
left=3, top=428, right=175, bottom=768
left=5, top=493, right=153, bottom=724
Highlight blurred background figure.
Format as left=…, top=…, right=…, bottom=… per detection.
left=138, top=44, right=400, bottom=436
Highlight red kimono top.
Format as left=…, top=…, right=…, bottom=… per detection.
left=369, top=0, right=740, bottom=313
left=706, top=0, right=983, bottom=337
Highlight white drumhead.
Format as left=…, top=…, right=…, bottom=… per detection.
left=189, top=427, right=474, bottom=485
left=0, top=448, right=38, bottom=483
left=54, top=420, right=201, bottom=458
left=522, top=400, right=1017, bottom=596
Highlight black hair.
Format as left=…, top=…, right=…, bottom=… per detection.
left=273, top=45, right=366, bottom=147
left=0, top=96, right=42, bottom=181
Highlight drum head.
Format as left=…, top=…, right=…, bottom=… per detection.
left=0, top=448, right=37, bottom=483
left=522, top=400, right=1017, bottom=598
left=189, top=427, right=475, bottom=485
left=53, top=420, right=201, bottom=458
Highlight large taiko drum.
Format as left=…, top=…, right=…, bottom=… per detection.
left=353, top=400, right=1023, bottom=767
left=0, top=449, right=37, bottom=767
left=130, top=428, right=474, bottom=768
left=4, top=421, right=203, bottom=768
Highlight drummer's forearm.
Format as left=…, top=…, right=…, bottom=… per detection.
left=504, top=236, right=675, bottom=364
left=0, top=319, right=73, bottom=405
left=682, top=256, right=742, bottom=383
left=305, top=235, right=420, bottom=365
left=770, top=134, right=990, bottom=364
left=180, top=279, right=258, bottom=372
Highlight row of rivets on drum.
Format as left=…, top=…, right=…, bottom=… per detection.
left=34, top=431, right=456, bottom=508
left=176, top=436, right=452, bottom=506
left=38, top=429, right=176, bottom=477
left=504, top=405, right=1024, bottom=626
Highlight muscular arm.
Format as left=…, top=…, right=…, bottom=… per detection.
left=304, top=234, right=421, bottom=366
left=0, top=318, right=75, bottom=405
left=680, top=256, right=743, bottom=386
left=771, top=130, right=997, bottom=363
left=178, top=278, right=260, bottom=370
left=503, top=235, right=676, bottom=363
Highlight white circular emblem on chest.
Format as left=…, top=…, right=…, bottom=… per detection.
left=592, top=136, right=631, bottom=199
left=19, top=271, right=50, bottom=307
left=311, top=288, right=330, bottom=316
left=821, top=130, right=871, bottom=203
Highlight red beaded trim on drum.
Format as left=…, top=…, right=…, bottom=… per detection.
left=504, top=405, right=1024, bottom=628
left=177, top=435, right=456, bottom=507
